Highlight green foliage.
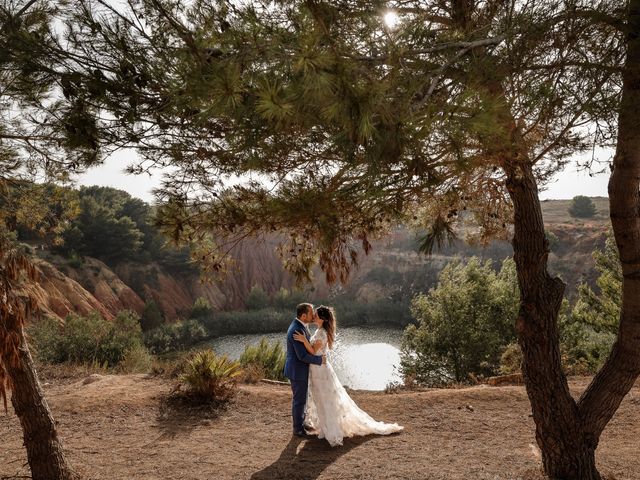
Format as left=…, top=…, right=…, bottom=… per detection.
left=499, top=343, right=523, bottom=375
left=568, top=196, right=598, bottom=218
left=28, top=310, right=147, bottom=368
left=239, top=338, right=286, bottom=381
left=559, top=315, right=616, bottom=374
left=143, top=319, right=208, bottom=354
left=140, top=299, right=165, bottom=331
left=476, top=235, right=620, bottom=378
left=118, top=343, right=154, bottom=374
left=48, top=0, right=620, bottom=286
left=55, top=190, right=144, bottom=263
left=180, top=349, right=241, bottom=403
left=199, top=299, right=411, bottom=340
left=27, top=317, right=64, bottom=364
left=571, top=233, right=621, bottom=333
left=401, top=257, right=519, bottom=386
left=47, top=186, right=198, bottom=272
left=330, top=297, right=413, bottom=327
left=190, top=296, right=213, bottom=319
left=272, top=288, right=307, bottom=310
left=545, top=230, right=560, bottom=252
left=246, top=285, right=270, bottom=310
left=559, top=233, right=620, bottom=373
left=199, top=308, right=291, bottom=338
left=2, top=182, right=81, bottom=247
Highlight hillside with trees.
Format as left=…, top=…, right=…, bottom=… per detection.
left=14, top=184, right=610, bottom=328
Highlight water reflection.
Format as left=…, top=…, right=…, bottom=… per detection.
left=207, top=326, right=404, bottom=391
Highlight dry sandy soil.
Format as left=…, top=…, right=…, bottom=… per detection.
left=1, top=373, right=639, bottom=480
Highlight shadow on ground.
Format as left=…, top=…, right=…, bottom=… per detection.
left=152, top=392, right=230, bottom=441
left=250, top=434, right=373, bottom=480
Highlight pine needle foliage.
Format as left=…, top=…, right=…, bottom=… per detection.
left=47, top=0, right=623, bottom=285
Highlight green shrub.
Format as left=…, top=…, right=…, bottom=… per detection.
left=560, top=233, right=618, bottom=374
left=140, top=299, right=164, bottom=331
left=246, top=285, right=270, bottom=310
left=29, top=310, right=147, bottom=368
left=67, top=252, right=84, bottom=269
left=119, top=343, right=154, bottom=373
left=143, top=319, right=208, bottom=354
left=192, top=298, right=410, bottom=340
left=272, top=288, right=307, bottom=310
left=545, top=230, right=560, bottom=252
left=331, top=298, right=412, bottom=327
left=400, top=257, right=519, bottom=386
left=559, top=316, right=615, bottom=374
left=190, top=296, right=213, bottom=319
left=499, top=343, right=523, bottom=375
left=568, top=195, right=597, bottom=218
left=239, top=338, right=286, bottom=381
left=28, top=316, right=64, bottom=363
left=199, top=308, right=291, bottom=337
left=180, top=349, right=241, bottom=403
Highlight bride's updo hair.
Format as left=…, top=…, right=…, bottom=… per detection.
left=316, top=305, right=335, bottom=349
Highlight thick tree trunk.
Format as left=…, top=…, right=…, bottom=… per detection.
left=504, top=160, right=600, bottom=480
left=578, top=0, right=640, bottom=445
left=4, top=327, right=77, bottom=480
left=476, top=48, right=602, bottom=475
left=490, top=1, right=640, bottom=476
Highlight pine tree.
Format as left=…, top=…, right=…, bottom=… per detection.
left=23, top=1, right=630, bottom=478
left=569, top=195, right=598, bottom=218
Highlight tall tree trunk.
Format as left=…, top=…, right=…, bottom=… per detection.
left=481, top=55, right=603, bottom=478
left=578, top=0, right=640, bottom=447
left=504, top=159, right=600, bottom=480
left=4, top=327, right=77, bottom=480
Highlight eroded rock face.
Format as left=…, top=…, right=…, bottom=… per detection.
left=25, top=258, right=117, bottom=321
left=64, top=257, right=146, bottom=316
left=29, top=256, right=232, bottom=322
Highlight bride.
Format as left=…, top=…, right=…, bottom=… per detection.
left=292, top=305, right=404, bottom=446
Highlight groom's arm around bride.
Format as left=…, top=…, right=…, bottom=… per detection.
left=283, top=303, right=324, bottom=436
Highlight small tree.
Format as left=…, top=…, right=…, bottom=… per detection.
left=569, top=196, right=598, bottom=218
left=561, top=233, right=620, bottom=372
left=572, top=233, right=621, bottom=333
left=245, top=285, right=270, bottom=310
left=190, top=296, right=213, bottom=319
left=140, top=299, right=165, bottom=331
left=401, top=258, right=519, bottom=385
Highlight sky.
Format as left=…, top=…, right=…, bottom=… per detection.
left=73, top=148, right=614, bottom=204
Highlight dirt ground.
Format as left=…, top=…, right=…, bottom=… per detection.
left=1, top=373, right=639, bottom=480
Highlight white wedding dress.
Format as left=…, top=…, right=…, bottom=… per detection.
left=304, top=328, right=404, bottom=446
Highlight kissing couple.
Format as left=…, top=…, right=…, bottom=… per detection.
left=283, top=303, right=403, bottom=446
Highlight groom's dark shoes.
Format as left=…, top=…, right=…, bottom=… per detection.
left=293, top=428, right=316, bottom=439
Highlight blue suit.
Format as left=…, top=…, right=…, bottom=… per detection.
left=283, top=318, right=323, bottom=433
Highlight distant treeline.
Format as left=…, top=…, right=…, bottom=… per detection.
left=13, top=183, right=196, bottom=274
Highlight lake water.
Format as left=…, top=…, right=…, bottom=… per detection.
left=207, top=326, right=404, bottom=391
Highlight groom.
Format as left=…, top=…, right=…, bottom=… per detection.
left=283, top=303, right=325, bottom=438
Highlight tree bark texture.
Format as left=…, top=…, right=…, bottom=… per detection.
left=4, top=327, right=77, bottom=480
